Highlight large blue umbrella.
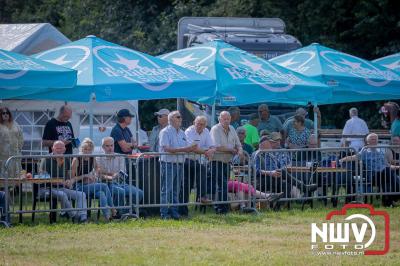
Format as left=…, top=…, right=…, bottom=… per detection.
left=373, top=52, right=400, bottom=73
left=0, top=48, right=76, bottom=99
left=25, top=35, right=215, bottom=102
left=159, top=40, right=331, bottom=106
left=270, top=43, right=400, bottom=104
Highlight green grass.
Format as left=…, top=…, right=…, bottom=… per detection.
left=0, top=206, right=399, bottom=266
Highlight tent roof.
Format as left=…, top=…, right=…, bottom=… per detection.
left=0, top=23, right=70, bottom=55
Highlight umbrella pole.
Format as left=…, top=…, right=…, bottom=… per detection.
left=89, top=93, right=95, bottom=140
left=211, top=102, right=216, bottom=126
left=313, top=102, right=318, bottom=142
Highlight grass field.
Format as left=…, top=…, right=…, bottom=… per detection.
left=0, top=206, right=399, bottom=265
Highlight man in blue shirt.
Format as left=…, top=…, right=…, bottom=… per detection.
left=110, top=109, right=137, bottom=155
left=159, top=111, right=198, bottom=220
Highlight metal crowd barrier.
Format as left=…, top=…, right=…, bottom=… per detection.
left=2, top=153, right=138, bottom=224
left=251, top=147, right=359, bottom=209
left=133, top=151, right=253, bottom=218
left=2, top=146, right=400, bottom=224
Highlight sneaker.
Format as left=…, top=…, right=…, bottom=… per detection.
left=266, top=192, right=284, bottom=202
left=200, top=197, right=213, bottom=204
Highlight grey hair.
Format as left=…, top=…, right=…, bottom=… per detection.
left=236, top=126, right=246, bottom=134
left=218, top=111, right=230, bottom=121
left=79, top=138, right=94, bottom=153
left=366, top=133, right=378, bottom=143
left=349, top=107, right=358, bottom=117
left=168, top=111, right=180, bottom=124
left=194, top=115, right=207, bottom=125
left=102, top=136, right=114, bottom=146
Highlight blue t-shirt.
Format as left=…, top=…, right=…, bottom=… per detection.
left=110, top=123, right=133, bottom=154
left=391, top=119, right=400, bottom=137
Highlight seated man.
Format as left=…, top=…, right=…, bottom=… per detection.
left=254, top=133, right=293, bottom=199
left=340, top=133, right=399, bottom=206
left=41, top=141, right=87, bottom=223
left=96, top=137, right=144, bottom=216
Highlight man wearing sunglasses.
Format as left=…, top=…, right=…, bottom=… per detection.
left=159, top=111, right=198, bottom=220
left=149, top=109, right=170, bottom=152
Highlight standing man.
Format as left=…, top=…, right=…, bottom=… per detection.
left=342, top=107, right=369, bottom=152
left=42, top=105, right=75, bottom=154
left=257, top=104, right=282, bottom=134
left=243, top=113, right=260, bottom=149
left=180, top=115, right=215, bottom=215
left=149, top=109, right=170, bottom=152
left=159, top=111, right=197, bottom=220
left=210, top=111, right=243, bottom=214
left=228, top=106, right=241, bottom=129
left=110, top=109, right=137, bottom=155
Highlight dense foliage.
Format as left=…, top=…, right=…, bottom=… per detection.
left=2, top=0, right=399, bottom=129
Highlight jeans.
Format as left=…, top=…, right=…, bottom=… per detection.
left=108, top=182, right=144, bottom=214
left=75, top=182, right=113, bottom=219
left=210, top=161, right=230, bottom=212
left=40, top=187, right=87, bottom=220
left=160, top=162, right=183, bottom=218
left=0, top=191, right=8, bottom=222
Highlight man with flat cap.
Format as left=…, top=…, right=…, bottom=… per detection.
left=149, top=108, right=170, bottom=152
left=110, top=109, right=137, bottom=155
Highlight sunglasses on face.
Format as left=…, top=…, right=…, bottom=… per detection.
left=2, top=112, right=9, bottom=115
left=175, top=116, right=182, bottom=119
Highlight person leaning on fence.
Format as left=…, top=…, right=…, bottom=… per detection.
left=0, top=106, right=23, bottom=178
left=339, top=133, right=400, bottom=207
left=159, top=111, right=198, bottom=220
left=71, top=138, right=116, bottom=221
left=179, top=115, right=215, bottom=216
left=42, top=105, right=75, bottom=155
left=41, top=141, right=88, bottom=223
left=149, top=108, right=170, bottom=152
left=385, top=136, right=400, bottom=165
left=210, top=111, right=243, bottom=215
left=111, top=109, right=137, bottom=155
left=96, top=136, right=143, bottom=217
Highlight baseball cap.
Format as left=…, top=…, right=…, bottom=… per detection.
left=117, top=109, right=134, bottom=118
left=295, top=108, right=308, bottom=117
left=154, top=109, right=170, bottom=116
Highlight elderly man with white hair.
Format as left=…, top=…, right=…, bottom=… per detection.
left=159, top=111, right=198, bottom=220
left=340, top=133, right=399, bottom=206
left=341, top=107, right=369, bottom=152
left=179, top=115, right=216, bottom=215
left=210, top=111, right=243, bottom=214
